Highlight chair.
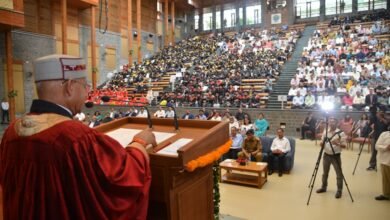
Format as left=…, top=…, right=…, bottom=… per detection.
left=338, top=120, right=354, bottom=150
left=349, top=130, right=372, bottom=153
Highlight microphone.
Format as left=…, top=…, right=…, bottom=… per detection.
left=167, top=103, right=179, bottom=130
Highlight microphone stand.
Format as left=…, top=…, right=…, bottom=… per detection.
left=171, top=106, right=179, bottom=131
left=352, top=130, right=373, bottom=175
left=143, top=106, right=153, bottom=129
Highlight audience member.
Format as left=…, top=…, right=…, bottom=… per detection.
left=268, top=128, right=291, bottom=177
left=238, top=129, right=263, bottom=162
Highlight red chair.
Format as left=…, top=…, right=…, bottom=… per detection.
left=349, top=130, right=372, bottom=153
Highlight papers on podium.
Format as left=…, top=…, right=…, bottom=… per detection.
left=106, top=128, right=175, bottom=147
left=156, top=138, right=193, bottom=157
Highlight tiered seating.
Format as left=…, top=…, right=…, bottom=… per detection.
left=286, top=18, right=390, bottom=111
left=95, top=25, right=305, bottom=108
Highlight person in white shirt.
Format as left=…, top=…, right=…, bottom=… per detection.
left=153, top=106, right=165, bottom=118
left=109, top=108, right=117, bottom=119
left=165, top=107, right=175, bottom=118
left=288, top=85, right=299, bottom=99
left=375, top=130, right=390, bottom=201
left=228, top=117, right=239, bottom=132
left=224, top=127, right=244, bottom=160
left=137, top=107, right=148, bottom=118
left=210, top=112, right=222, bottom=121
left=352, top=91, right=365, bottom=110
left=1, top=98, right=9, bottom=124
left=316, top=118, right=346, bottom=199
left=74, top=112, right=86, bottom=122
left=268, top=128, right=291, bottom=177
left=292, top=91, right=304, bottom=109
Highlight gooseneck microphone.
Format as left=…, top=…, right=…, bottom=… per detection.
left=167, top=103, right=179, bottom=131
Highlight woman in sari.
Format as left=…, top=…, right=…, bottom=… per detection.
left=254, top=113, right=269, bottom=137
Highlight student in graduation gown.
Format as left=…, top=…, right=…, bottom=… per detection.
left=0, top=54, right=157, bottom=220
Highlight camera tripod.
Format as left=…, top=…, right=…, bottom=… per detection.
left=352, top=132, right=373, bottom=175
left=306, top=116, right=354, bottom=205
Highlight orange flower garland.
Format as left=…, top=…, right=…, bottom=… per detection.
left=185, top=140, right=232, bottom=172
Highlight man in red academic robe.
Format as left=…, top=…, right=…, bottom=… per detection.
left=0, top=54, right=156, bottom=220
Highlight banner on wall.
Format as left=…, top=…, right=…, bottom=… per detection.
left=0, top=0, right=14, bottom=9
left=271, top=13, right=282, bottom=24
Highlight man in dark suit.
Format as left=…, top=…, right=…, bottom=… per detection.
left=181, top=110, right=195, bottom=120
left=88, top=115, right=101, bottom=128
left=301, top=112, right=317, bottom=140
left=365, top=88, right=378, bottom=110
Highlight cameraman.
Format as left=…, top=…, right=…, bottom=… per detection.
left=316, top=118, right=346, bottom=199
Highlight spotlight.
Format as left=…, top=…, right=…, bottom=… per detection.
left=321, top=101, right=334, bottom=112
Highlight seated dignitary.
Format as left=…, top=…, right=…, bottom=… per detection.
left=224, top=126, right=243, bottom=160
left=268, top=128, right=291, bottom=177
left=238, top=129, right=263, bottom=162
left=0, top=54, right=157, bottom=220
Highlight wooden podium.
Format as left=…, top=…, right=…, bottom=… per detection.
left=95, top=117, right=229, bottom=220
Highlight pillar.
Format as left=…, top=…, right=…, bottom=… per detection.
left=127, top=0, right=133, bottom=65
left=220, top=4, right=224, bottom=32
left=137, top=0, right=142, bottom=63
left=91, top=6, right=97, bottom=90
left=5, top=31, right=15, bottom=122
left=212, top=1, right=216, bottom=33
left=320, top=0, right=326, bottom=22
left=235, top=0, right=240, bottom=31
left=61, top=0, right=67, bottom=54
left=164, top=0, right=169, bottom=46
left=242, top=0, right=246, bottom=29
left=171, top=0, right=175, bottom=45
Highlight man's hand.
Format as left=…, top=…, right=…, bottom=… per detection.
left=272, top=149, right=282, bottom=154
left=133, top=128, right=157, bottom=148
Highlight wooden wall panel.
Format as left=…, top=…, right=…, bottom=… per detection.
left=3, top=63, right=25, bottom=113
left=108, top=0, right=121, bottom=33
left=38, top=0, right=53, bottom=35
left=68, top=42, right=80, bottom=56
left=67, top=26, right=79, bottom=40
left=105, top=47, right=116, bottom=70
left=121, top=36, right=128, bottom=58
left=87, top=44, right=99, bottom=82
left=20, top=0, right=52, bottom=34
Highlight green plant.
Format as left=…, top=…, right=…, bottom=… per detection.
left=213, top=162, right=221, bottom=220
left=8, top=90, right=17, bottom=98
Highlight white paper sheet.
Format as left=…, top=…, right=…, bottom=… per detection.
left=106, top=128, right=176, bottom=147
left=156, top=138, right=193, bottom=157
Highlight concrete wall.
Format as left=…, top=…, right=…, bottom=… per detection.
left=82, top=105, right=369, bottom=138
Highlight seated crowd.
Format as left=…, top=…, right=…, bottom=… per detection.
left=90, top=26, right=303, bottom=108
left=288, top=18, right=390, bottom=111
